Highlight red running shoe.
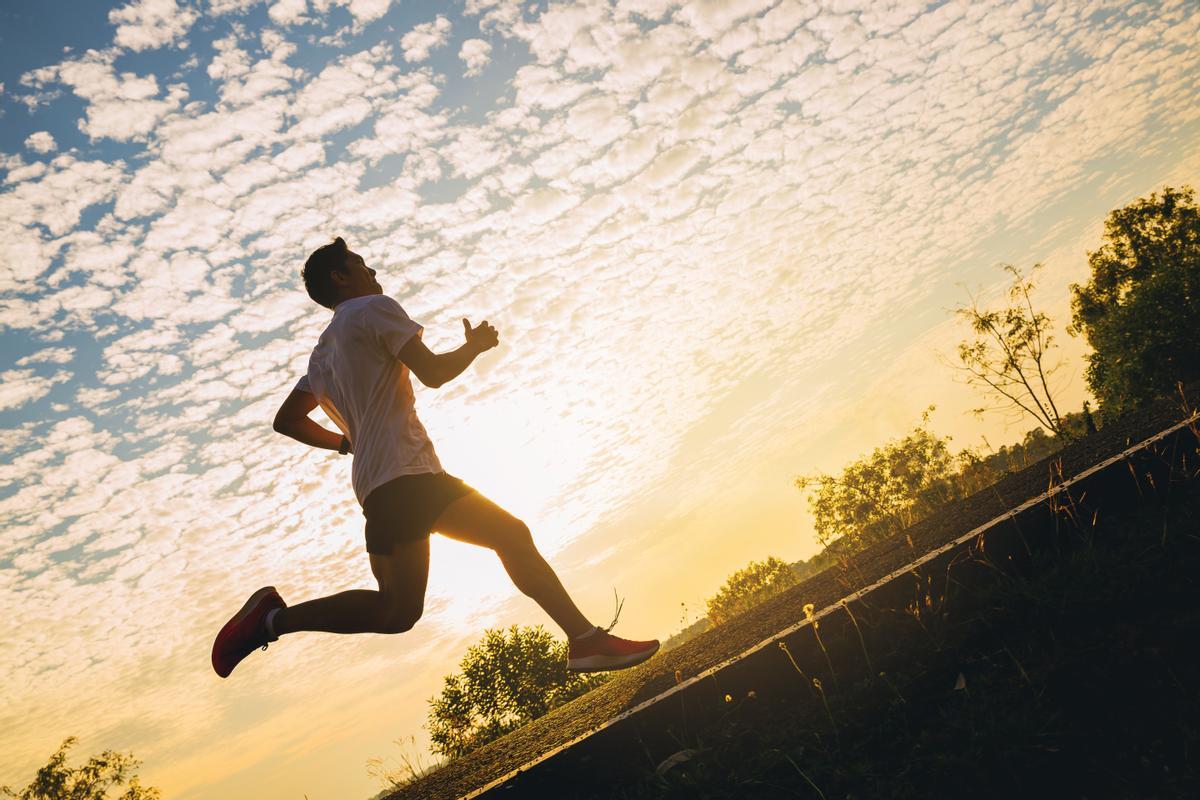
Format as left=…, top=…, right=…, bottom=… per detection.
left=212, top=586, right=285, bottom=678
left=568, top=629, right=660, bottom=673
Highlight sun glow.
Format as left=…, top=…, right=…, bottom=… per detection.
left=3, top=0, right=1198, bottom=797
left=428, top=381, right=613, bottom=541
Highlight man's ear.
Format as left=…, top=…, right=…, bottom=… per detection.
left=329, top=268, right=351, bottom=288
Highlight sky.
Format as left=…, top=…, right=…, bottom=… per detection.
left=1, top=0, right=1198, bottom=796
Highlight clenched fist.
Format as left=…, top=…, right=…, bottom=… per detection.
left=463, top=318, right=499, bottom=353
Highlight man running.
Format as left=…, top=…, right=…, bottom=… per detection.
left=212, top=237, right=659, bottom=678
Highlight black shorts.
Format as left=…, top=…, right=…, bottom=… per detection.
left=362, top=471, right=475, bottom=555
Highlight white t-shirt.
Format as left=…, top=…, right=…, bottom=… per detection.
left=297, top=294, right=443, bottom=505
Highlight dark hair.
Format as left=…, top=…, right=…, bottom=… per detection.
left=302, top=236, right=350, bottom=308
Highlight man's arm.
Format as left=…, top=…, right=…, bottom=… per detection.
left=273, top=387, right=347, bottom=451
left=399, top=318, right=498, bottom=388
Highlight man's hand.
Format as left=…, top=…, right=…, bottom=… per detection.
left=463, top=318, right=499, bottom=353
left=400, top=320, right=497, bottom=388
left=273, top=387, right=346, bottom=452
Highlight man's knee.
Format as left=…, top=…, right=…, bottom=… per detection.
left=500, top=518, right=536, bottom=556
left=378, top=598, right=422, bottom=634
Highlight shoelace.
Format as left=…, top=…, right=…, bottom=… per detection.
left=602, top=588, right=625, bottom=633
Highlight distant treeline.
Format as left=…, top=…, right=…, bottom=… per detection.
left=662, top=410, right=1088, bottom=653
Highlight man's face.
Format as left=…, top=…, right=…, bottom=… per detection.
left=335, top=250, right=382, bottom=298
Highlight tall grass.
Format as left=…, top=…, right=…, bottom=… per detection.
left=575, top=470, right=1200, bottom=799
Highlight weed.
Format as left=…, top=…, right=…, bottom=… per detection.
left=782, top=753, right=828, bottom=800
left=840, top=600, right=873, bottom=675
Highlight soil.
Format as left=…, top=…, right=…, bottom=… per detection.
left=389, top=386, right=1198, bottom=800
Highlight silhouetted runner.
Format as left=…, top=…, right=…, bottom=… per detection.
left=212, top=237, right=659, bottom=678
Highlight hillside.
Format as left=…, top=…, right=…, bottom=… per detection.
left=391, top=387, right=1199, bottom=800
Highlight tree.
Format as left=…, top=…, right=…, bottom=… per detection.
left=705, top=556, right=799, bottom=625
left=1069, top=185, right=1200, bottom=412
left=426, top=625, right=608, bottom=759
left=1, top=738, right=159, bottom=800
left=955, top=263, right=1067, bottom=436
left=795, top=410, right=967, bottom=551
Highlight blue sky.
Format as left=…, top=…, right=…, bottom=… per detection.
left=2, top=1, right=1198, bottom=797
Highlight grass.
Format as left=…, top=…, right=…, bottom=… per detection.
left=366, top=736, right=443, bottom=797
left=569, top=472, right=1200, bottom=799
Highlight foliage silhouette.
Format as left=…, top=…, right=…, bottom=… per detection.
left=705, top=556, right=799, bottom=625
left=1070, top=185, right=1200, bottom=412
left=795, top=409, right=975, bottom=551
left=1, top=737, right=159, bottom=800
left=426, top=625, right=609, bottom=759
left=955, top=263, right=1066, bottom=435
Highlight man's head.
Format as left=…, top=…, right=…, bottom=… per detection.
left=302, top=236, right=382, bottom=309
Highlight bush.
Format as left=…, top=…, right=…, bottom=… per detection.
left=1, top=737, right=159, bottom=800
left=706, top=557, right=799, bottom=625
left=427, top=625, right=609, bottom=759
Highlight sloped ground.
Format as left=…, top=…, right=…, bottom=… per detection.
left=575, top=456, right=1200, bottom=799
left=391, top=388, right=1198, bottom=800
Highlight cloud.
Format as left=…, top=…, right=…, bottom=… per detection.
left=513, top=64, right=592, bottom=110
left=0, top=153, right=126, bottom=290
left=401, top=15, right=452, bottom=62
left=303, top=0, right=395, bottom=28
left=459, top=38, right=492, bottom=77
left=674, top=0, right=776, bottom=40
left=342, top=70, right=446, bottom=162
left=344, top=0, right=394, bottom=25
left=207, top=0, right=265, bottom=14
left=207, top=30, right=300, bottom=106
left=1, top=155, right=48, bottom=184
left=24, top=132, right=57, bottom=154
left=15, top=346, right=76, bottom=366
left=285, top=44, right=406, bottom=140
left=0, top=369, right=69, bottom=411
left=22, top=50, right=188, bottom=142
left=268, top=0, right=308, bottom=26
left=109, top=0, right=200, bottom=51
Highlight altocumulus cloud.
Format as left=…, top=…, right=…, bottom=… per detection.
left=1, top=0, right=1198, bottom=795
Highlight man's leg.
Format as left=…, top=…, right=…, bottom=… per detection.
left=431, top=492, right=593, bottom=639
left=272, top=537, right=430, bottom=635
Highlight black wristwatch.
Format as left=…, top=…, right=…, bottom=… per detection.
left=338, top=436, right=351, bottom=455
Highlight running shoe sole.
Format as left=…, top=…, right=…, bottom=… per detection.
left=212, top=586, right=279, bottom=678
left=568, top=641, right=660, bottom=673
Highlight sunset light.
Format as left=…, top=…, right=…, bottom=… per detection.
left=2, top=0, right=1198, bottom=798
